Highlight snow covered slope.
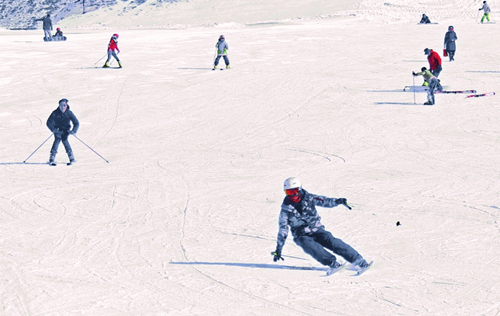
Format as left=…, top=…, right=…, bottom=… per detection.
left=1, top=0, right=500, bottom=315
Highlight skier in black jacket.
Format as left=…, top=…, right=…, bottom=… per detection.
left=46, top=99, right=79, bottom=165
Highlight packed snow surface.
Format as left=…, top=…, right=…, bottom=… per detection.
left=1, top=0, right=500, bottom=315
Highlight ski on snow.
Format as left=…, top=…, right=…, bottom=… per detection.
left=466, top=92, right=495, bottom=98
left=48, top=161, right=75, bottom=166
left=435, top=90, right=476, bottom=94
left=355, top=261, right=374, bottom=276
left=326, top=262, right=347, bottom=276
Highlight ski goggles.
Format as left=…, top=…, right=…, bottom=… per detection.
left=285, top=188, right=300, bottom=196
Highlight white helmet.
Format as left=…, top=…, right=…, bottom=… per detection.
left=283, top=177, right=302, bottom=191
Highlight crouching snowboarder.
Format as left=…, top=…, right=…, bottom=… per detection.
left=52, top=27, right=67, bottom=41
left=46, top=99, right=79, bottom=165
left=272, top=177, right=371, bottom=275
left=413, top=67, right=433, bottom=86
left=103, top=34, right=121, bottom=68
left=419, top=14, right=431, bottom=24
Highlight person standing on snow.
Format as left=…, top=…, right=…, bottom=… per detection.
left=103, top=34, right=122, bottom=68
left=424, top=76, right=443, bottom=105
left=46, top=99, right=79, bottom=165
left=424, top=48, right=442, bottom=78
left=413, top=66, right=433, bottom=86
left=272, top=177, right=370, bottom=274
left=35, top=14, right=52, bottom=41
left=479, top=1, right=492, bottom=23
left=213, top=35, right=230, bottom=69
left=444, top=26, right=458, bottom=61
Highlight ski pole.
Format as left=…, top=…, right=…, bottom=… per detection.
left=95, top=53, right=107, bottom=65
left=341, top=201, right=352, bottom=210
left=412, top=73, right=416, bottom=104
left=72, top=134, right=109, bottom=163
left=23, top=134, right=53, bottom=163
left=213, top=47, right=218, bottom=66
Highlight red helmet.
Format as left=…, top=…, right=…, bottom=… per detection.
left=113, top=33, right=119, bottom=38
left=57, top=27, right=61, bottom=31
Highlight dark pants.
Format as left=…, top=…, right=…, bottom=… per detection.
left=446, top=50, right=455, bottom=61
left=51, top=132, right=72, bottom=155
left=431, top=65, right=442, bottom=78
left=214, top=55, right=229, bottom=66
left=293, top=228, right=362, bottom=266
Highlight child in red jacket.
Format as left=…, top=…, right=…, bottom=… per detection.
left=103, top=34, right=122, bottom=68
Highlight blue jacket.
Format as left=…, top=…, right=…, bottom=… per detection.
left=47, top=106, right=79, bottom=134
left=216, top=39, right=228, bottom=56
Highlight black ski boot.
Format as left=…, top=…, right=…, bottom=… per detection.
left=67, top=151, right=75, bottom=165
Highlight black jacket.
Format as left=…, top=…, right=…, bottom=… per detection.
left=46, top=106, right=79, bottom=134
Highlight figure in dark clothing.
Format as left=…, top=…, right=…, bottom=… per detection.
left=46, top=99, right=79, bottom=165
left=54, top=27, right=63, bottom=37
left=444, top=26, right=458, bottom=61
left=36, top=14, right=53, bottom=41
left=419, top=14, right=431, bottom=24
left=272, top=177, right=370, bottom=275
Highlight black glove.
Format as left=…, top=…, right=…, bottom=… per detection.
left=68, top=130, right=76, bottom=135
left=272, top=249, right=284, bottom=262
left=336, top=198, right=352, bottom=209
left=336, top=198, right=347, bottom=205
left=412, top=71, right=416, bottom=76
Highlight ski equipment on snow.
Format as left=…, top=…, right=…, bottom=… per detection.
left=466, top=92, right=495, bottom=98
left=435, top=90, right=477, bottom=94
left=326, top=262, right=347, bottom=276
left=355, top=261, right=373, bottom=276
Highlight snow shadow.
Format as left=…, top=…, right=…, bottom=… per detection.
left=367, top=89, right=414, bottom=93
left=170, top=261, right=327, bottom=272
left=373, top=102, right=428, bottom=106
left=178, top=68, right=216, bottom=70
left=466, top=71, right=500, bottom=73
left=0, top=162, right=48, bottom=165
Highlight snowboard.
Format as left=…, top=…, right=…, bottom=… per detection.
left=43, top=36, right=67, bottom=42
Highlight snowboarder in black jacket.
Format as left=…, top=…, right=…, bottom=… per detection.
left=419, top=14, right=431, bottom=24
left=46, top=99, right=79, bottom=165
